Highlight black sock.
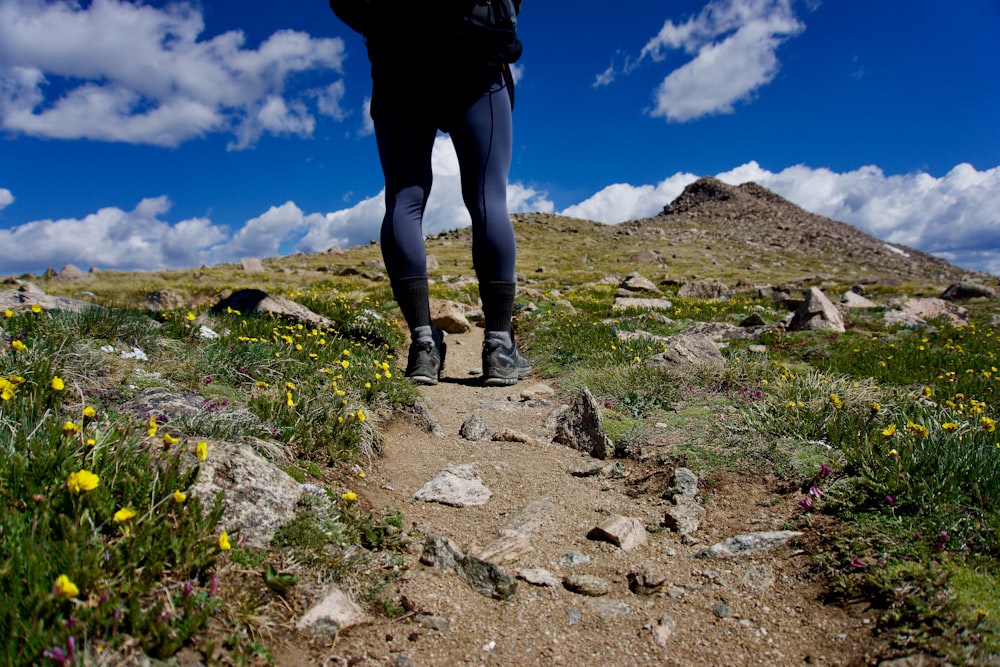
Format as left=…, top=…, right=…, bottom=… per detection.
left=392, top=276, right=431, bottom=332
left=481, top=280, right=516, bottom=335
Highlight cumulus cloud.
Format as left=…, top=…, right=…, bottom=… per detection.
left=599, top=0, right=804, bottom=121
left=561, top=161, right=1000, bottom=275
left=0, top=0, right=346, bottom=148
left=0, top=136, right=554, bottom=274
left=0, top=187, right=12, bottom=210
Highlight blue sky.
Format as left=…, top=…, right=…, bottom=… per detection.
left=1, top=0, right=999, bottom=276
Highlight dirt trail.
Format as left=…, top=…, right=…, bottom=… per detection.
left=274, top=329, right=880, bottom=666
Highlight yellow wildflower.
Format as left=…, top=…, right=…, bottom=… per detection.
left=981, top=416, right=997, bottom=433
left=53, top=575, right=79, bottom=599
left=888, top=448, right=899, bottom=457
left=147, top=416, right=158, bottom=437
left=342, top=491, right=357, bottom=502
left=83, top=406, right=96, bottom=419
left=3, top=309, right=12, bottom=318
left=882, top=424, right=897, bottom=437
left=114, top=507, right=137, bottom=523
left=66, top=470, right=100, bottom=494
left=50, top=377, right=65, bottom=391
left=829, top=394, right=842, bottom=409
left=172, top=490, right=187, bottom=504
left=941, top=422, right=959, bottom=433
left=86, top=438, right=96, bottom=447
left=186, top=311, right=196, bottom=321
left=162, top=433, right=179, bottom=446
left=906, top=422, right=929, bottom=438
left=871, top=402, right=881, bottom=413
left=286, top=392, right=295, bottom=407
left=341, top=360, right=350, bottom=369
left=356, top=410, right=366, bottom=422
left=62, top=421, right=81, bottom=436
left=31, top=304, right=42, bottom=313
left=921, top=386, right=933, bottom=398
left=11, top=340, right=26, bottom=351
left=195, top=440, right=208, bottom=461
left=218, top=531, right=232, bottom=551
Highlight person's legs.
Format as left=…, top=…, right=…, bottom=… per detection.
left=375, top=119, right=446, bottom=383
left=449, top=73, right=529, bottom=385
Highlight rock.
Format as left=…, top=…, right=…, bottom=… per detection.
left=587, top=515, right=648, bottom=552
left=568, top=462, right=605, bottom=477
left=189, top=440, right=303, bottom=548
left=459, top=414, right=491, bottom=441
left=713, top=603, right=733, bottom=619
left=627, top=564, right=668, bottom=595
left=884, top=297, right=969, bottom=328
left=491, top=428, right=538, bottom=445
left=53, top=264, right=89, bottom=281
left=429, top=298, right=472, bottom=333
left=588, top=598, right=633, bottom=619
left=842, top=291, right=877, bottom=308
left=788, top=287, right=845, bottom=332
left=415, top=614, right=449, bottom=632
left=516, top=568, right=560, bottom=587
left=613, top=296, right=673, bottom=311
left=475, top=498, right=553, bottom=563
left=620, top=272, right=662, bottom=295
left=425, top=253, right=440, bottom=271
left=413, top=464, right=492, bottom=507
left=662, top=500, right=705, bottom=536
left=553, top=387, right=614, bottom=460
left=518, top=383, right=556, bottom=401
left=563, top=574, right=612, bottom=597
left=740, top=564, right=776, bottom=591
left=941, top=281, right=997, bottom=300
left=420, top=535, right=517, bottom=601
left=212, top=289, right=334, bottom=330
left=0, top=283, right=96, bottom=314
left=566, top=609, right=582, bottom=625
left=668, top=467, right=699, bottom=499
left=739, top=312, right=766, bottom=327
left=646, top=333, right=725, bottom=368
left=296, top=586, right=369, bottom=636
left=650, top=614, right=677, bottom=648
left=677, top=280, right=728, bottom=299
left=240, top=258, right=265, bottom=273
left=695, top=530, right=803, bottom=558
left=143, top=289, right=186, bottom=311
left=561, top=551, right=591, bottom=567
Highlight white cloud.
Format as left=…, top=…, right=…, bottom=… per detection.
left=0, top=136, right=554, bottom=274
left=600, top=0, right=804, bottom=121
left=561, top=161, right=1000, bottom=275
left=0, top=187, right=12, bottom=210
left=0, top=0, right=345, bottom=147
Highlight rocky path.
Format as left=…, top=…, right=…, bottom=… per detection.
left=274, top=328, right=880, bottom=667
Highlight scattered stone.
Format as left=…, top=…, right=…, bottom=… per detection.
left=0, top=283, right=96, bottom=314
left=190, top=440, right=303, bottom=548
left=663, top=501, right=705, bottom=536
left=842, top=290, right=877, bottom=308
left=588, top=598, right=633, bottom=619
left=212, top=289, right=333, bottom=329
left=518, top=383, right=556, bottom=401
left=140, top=289, right=186, bottom=311
left=413, top=464, right=492, bottom=507
left=620, top=272, right=662, bottom=295
left=677, top=280, right=727, bottom=299
left=52, top=264, right=89, bottom=281
left=425, top=254, right=440, bottom=271
left=568, top=461, right=605, bottom=477
left=459, top=414, right=491, bottom=442
left=696, top=531, right=803, bottom=558
left=788, top=287, right=845, bottom=332
left=516, top=568, right=560, bottom=587
left=668, top=467, right=699, bottom=499
left=650, top=613, right=677, bottom=648
left=566, top=609, right=582, bottom=626
left=553, top=387, right=614, bottom=460
left=587, top=515, right=648, bottom=552
left=713, top=602, right=733, bottom=619
left=884, top=298, right=969, bottom=328
left=240, top=257, right=265, bottom=273
left=561, top=551, right=591, bottom=567
left=563, top=574, right=612, bottom=597
left=430, top=299, right=472, bottom=333
left=627, top=564, right=668, bottom=595
left=411, top=400, right=444, bottom=438
left=613, top=296, right=674, bottom=311
left=491, top=427, right=537, bottom=445
left=941, top=281, right=997, bottom=301
left=475, top=498, right=553, bottom=563
left=420, top=535, right=517, bottom=601
left=739, top=312, right=766, bottom=326
left=296, top=586, right=369, bottom=636
left=646, top=333, right=725, bottom=368
left=740, top=564, right=776, bottom=591
left=415, top=614, right=449, bottom=632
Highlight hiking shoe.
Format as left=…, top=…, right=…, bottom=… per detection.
left=482, top=336, right=531, bottom=387
left=405, top=329, right=446, bottom=385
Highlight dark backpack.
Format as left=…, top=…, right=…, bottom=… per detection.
left=328, top=0, right=522, bottom=66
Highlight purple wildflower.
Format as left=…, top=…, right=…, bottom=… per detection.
left=42, top=647, right=68, bottom=665
left=819, top=464, right=833, bottom=478
left=885, top=495, right=897, bottom=506
left=848, top=556, right=866, bottom=569
left=808, top=484, right=823, bottom=499
left=798, top=496, right=813, bottom=511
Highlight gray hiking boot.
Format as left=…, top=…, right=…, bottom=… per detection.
left=482, top=335, right=531, bottom=387
left=405, top=328, right=446, bottom=386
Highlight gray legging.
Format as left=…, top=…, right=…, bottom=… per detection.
left=375, top=71, right=516, bottom=285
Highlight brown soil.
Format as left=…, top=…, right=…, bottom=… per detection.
left=269, top=328, right=883, bottom=666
